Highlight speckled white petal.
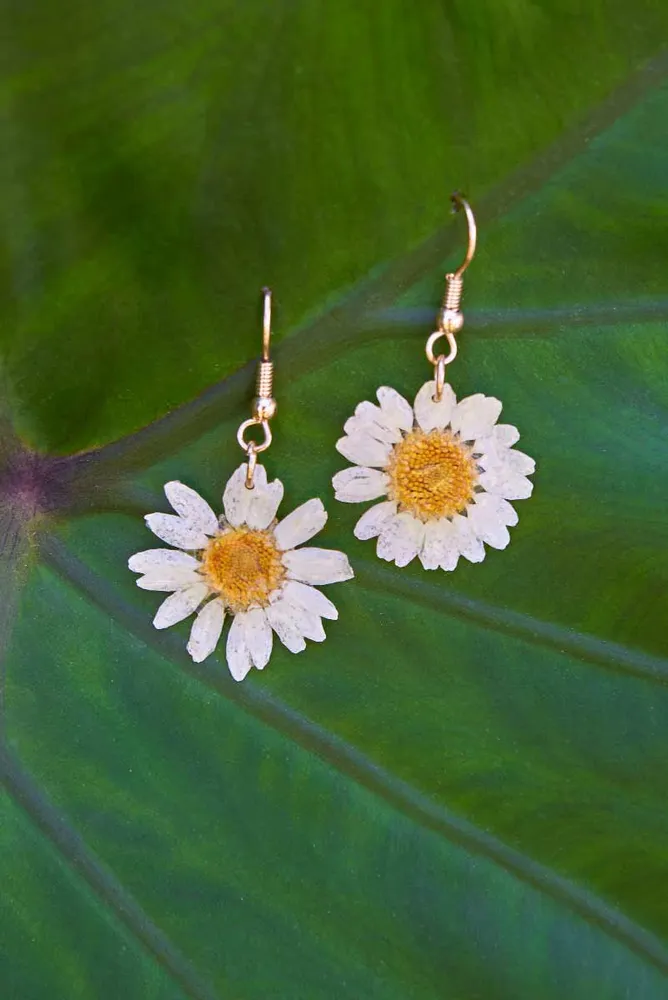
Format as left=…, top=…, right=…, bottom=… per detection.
left=238, top=608, right=273, bottom=669
left=144, top=514, right=209, bottom=551
left=467, top=502, right=511, bottom=550
left=164, top=481, right=219, bottom=535
left=332, top=466, right=389, bottom=503
left=504, top=449, right=535, bottom=476
left=452, top=515, right=486, bottom=564
left=281, top=580, right=338, bottom=621
left=494, top=424, right=520, bottom=447
left=245, top=479, right=284, bottom=529
left=283, top=547, right=354, bottom=585
left=344, top=401, right=403, bottom=445
left=274, top=498, right=327, bottom=551
left=451, top=394, right=502, bottom=442
left=226, top=615, right=253, bottom=680
left=153, top=582, right=209, bottom=629
left=376, top=512, right=425, bottom=568
left=437, top=519, right=461, bottom=572
left=376, top=386, right=414, bottom=431
left=336, top=433, right=392, bottom=468
left=472, top=493, right=518, bottom=527
left=128, top=549, right=200, bottom=574
left=136, top=567, right=202, bottom=591
left=419, top=518, right=460, bottom=572
left=479, top=469, right=533, bottom=501
left=186, top=598, right=225, bottom=663
left=223, top=464, right=259, bottom=527
left=266, top=599, right=307, bottom=653
left=280, top=595, right=326, bottom=642
left=473, top=423, right=521, bottom=461
left=353, top=500, right=398, bottom=540
left=414, top=380, right=457, bottom=432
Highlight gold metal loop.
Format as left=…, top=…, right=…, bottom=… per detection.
left=425, top=330, right=458, bottom=366
left=245, top=443, right=258, bottom=489
left=237, top=417, right=272, bottom=455
left=434, top=356, right=447, bottom=401
left=450, top=192, right=477, bottom=279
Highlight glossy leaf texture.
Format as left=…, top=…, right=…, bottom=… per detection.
left=2, top=5, right=668, bottom=999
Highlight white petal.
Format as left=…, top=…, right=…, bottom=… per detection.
left=164, top=481, right=218, bottom=535
left=467, top=502, right=511, bottom=550
left=494, top=424, right=520, bottom=448
left=376, top=386, right=414, bottom=431
left=472, top=493, right=518, bottom=527
left=281, top=580, right=338, bottom=621
left=283, top=547, right=354, bottom=585
left=237, top=608, right=273, bottom=669
left=414, top=380, right=456, bottom=432
left=451, top=394, right=502, bottom=442
left=332, top=466, right=389, bottom=503
left=274, top=498, right=327, bottom=551
left=344, top=401, right=402, bottom=445
left=266, top=600, right=307, bottom=653
left=479, top=470, right=533, bottom=501
left=376, top=512, right=425, bottom=568
left=222, top=464, right=253, bottom=527
left=283, top=596, right=326, bottom=642
left=226, top=615, right=253, bottom=681
left=336, top=433, right=392, bottom=468
left=144, top=514, right=209, bottom=551
left=136, top=567, right=202, bottom=591
left=504, top=449, right=535, bottom=476
left=270, top=594, right=326, bottom=643
left=473, top=423, right=521, bottom=459
left=452, top=515, right=486, bottom=564
left=353, top=500, right=398, bottom=540
left=245, top=479, right=284, bottom=529
left=153, top=582, right=209, bottom=629
left=186, top=598, right=225, bottom=663
left=419, top=518, right=460, bottom=572
left=128, top=549, right=200, bottom=574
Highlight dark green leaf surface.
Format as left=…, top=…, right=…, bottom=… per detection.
left=2, top=5, right=668, bottom=999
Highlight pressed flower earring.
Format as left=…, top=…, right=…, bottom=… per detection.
left=129, top=289, right=354, bottom=679
left=333, top=194, right=535, bottom=571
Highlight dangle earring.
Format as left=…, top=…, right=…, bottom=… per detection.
left=332, top=194, right=535, bottom=571
left=129, top=289, right=353, bottom=680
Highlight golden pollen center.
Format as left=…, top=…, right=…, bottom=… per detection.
left=201, top=527, right=285, bottom=613
left=387, top=429, right=478, bottom=520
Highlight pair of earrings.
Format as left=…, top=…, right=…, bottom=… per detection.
left=129, top=196, right=535, bottom=680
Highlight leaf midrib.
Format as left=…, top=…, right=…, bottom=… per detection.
left=1, top=748, right=223, bottom=1000
left=34, top=532, right=668, bottom=978
left=55, top=50, right=668, bottom=480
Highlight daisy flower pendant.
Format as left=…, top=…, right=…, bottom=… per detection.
left=129, top=464, right=354, bottom=680
left=333, top=380, right=535, bottom=571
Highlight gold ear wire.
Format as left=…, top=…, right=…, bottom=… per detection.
left=449, top=192, right=477, bottom=279
left=426, top=193, right=477, bottom=400
left=237, top=287, right=277, bottom=488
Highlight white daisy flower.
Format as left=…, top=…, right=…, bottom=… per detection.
left=129, top=464, right=354, bottom=680
left=332, top=380, right=535, bottom=571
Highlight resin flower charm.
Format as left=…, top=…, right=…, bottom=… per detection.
left=129, top=465, right=353, bottom=680
left=333, top=381, right=535, bottom=571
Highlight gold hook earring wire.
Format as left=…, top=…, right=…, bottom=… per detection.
left=425, top=192, right=477, bottom=400
left=449, top=192, right=477, bottom=279
left=262, top=285, right=272, bottom=361
left=237, top=287, right=277, bottom=488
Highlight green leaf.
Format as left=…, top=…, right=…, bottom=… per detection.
left=3, top=6, right=668, bottom=999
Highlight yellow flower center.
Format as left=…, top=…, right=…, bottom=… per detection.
left=387, top=429, right=478, bottom=520
left=201, top=527, right=285, bottom=613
